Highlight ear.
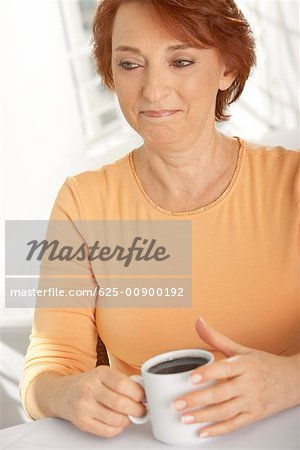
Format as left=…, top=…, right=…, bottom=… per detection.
left=218, top=65, right=237, bottom=91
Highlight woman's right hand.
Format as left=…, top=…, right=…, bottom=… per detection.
left=54, top=365, right=147, bottom=438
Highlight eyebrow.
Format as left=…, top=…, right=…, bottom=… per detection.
left=114, top=44, right=194, bottom=53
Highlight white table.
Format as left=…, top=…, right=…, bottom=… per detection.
left=1, top=407, right=300, bottom=449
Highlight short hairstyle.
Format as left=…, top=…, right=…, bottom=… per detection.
left=92, top=0, right=256, bottom=121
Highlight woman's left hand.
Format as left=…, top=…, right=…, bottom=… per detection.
left=171, top=316, right=300, bottom=439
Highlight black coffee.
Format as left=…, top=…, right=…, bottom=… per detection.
left=148, top=356, right=208, bottom=375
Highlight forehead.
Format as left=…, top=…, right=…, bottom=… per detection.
left=111, top=1, right=181, bottom=48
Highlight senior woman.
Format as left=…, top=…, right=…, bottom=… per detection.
left=20, top=0, right=300, bottom=441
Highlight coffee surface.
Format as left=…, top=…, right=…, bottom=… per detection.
left=148, top=356, right=208, bottom=374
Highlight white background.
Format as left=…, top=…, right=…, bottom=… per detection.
left=0, top=0, right=299, bottom=430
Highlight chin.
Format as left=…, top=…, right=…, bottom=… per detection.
left=141, top=129, right=180, bottom=146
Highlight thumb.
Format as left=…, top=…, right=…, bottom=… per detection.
left=195, top=316, right=249, bottom=357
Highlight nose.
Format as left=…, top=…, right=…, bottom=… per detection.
left=142, top=66, right=171, bottom=103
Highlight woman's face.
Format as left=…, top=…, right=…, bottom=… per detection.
left=111, top=1, right=235, bottom=147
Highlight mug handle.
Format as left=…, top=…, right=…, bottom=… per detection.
left=128, top=375, right=149, bottom=424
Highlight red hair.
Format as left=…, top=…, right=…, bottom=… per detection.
left=92, top=0, right=256, bottom=121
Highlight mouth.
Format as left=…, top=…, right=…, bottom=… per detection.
left=140, top=110, right=179, bottom=118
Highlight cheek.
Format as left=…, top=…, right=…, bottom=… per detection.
left=114, top=75, right=138, bottom=109
left=113, top=78, right=140, bottom=128
left=184, top=70, right=222, bottom=109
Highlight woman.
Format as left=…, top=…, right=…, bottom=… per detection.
left=20, top=0, right=300, bottom=441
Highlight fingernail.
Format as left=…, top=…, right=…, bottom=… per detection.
left=198, top=316, right=206, bottom=323
left=200, top=431, right=210, bottom=439
left=171, top=400, right=187, bottom=411
left=181, top=415, right=195, bottom=424
left=189, top=373, right=202, bottom=384
left=226, top=355, right=240, bottom=363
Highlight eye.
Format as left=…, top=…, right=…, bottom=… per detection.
left=172, top=59, right=195, bottom=68
left=118, top=61, right=141, bottom=70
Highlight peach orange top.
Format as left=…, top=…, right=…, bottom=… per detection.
left=20, top=138, right=300, bottom=419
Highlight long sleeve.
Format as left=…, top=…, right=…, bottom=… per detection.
left=19, top=178, right=99, bottom=419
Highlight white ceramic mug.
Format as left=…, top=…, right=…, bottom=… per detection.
left=128, top=348, right=215, bottom=446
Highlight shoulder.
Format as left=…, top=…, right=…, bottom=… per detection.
left=243, top=139, right=300, bottom=162
left=243, top=138, right=299, bottom=158
left=242, top=139, right=300, bottom=176
left=242, top=139, right=300, bottom=212
left=50, top=152, right=132, bottom=219
left=67, top=152, right=130, bottom=192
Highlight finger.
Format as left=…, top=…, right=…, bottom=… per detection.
left=188, top=355, right=245, bottom=385
left=98, top=383, right=147, bottom=417
left=90, top=399, right=132, bottom=428
left=76, top=416, right=124, bottom=439
left=195, top=317, right=250, bottom=357
left=198, top=412, right=253, bottom=439
left=181, top=397, right=244, bottom=425
left=99, top=366, right=145, bottom=402
left=172, top=377, right=240, bottom=410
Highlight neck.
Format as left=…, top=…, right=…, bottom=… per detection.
left=134, top=130, right=237, bottom=198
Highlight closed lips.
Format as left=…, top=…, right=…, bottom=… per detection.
left=141, top=110, right=179, bottom=117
